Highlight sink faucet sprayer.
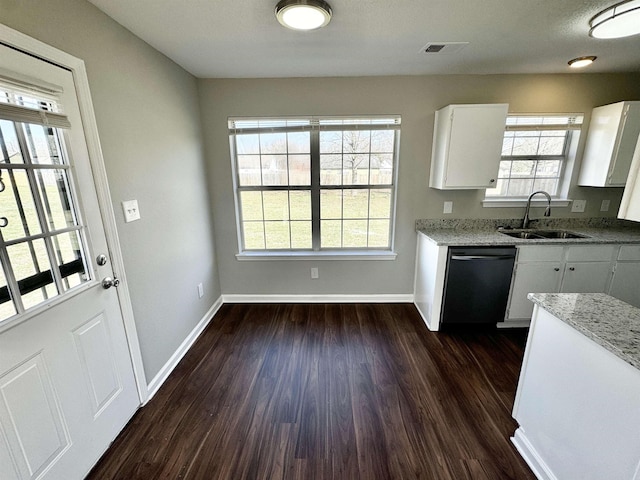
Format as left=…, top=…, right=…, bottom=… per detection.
left=522, top=191, right=551, bottom=229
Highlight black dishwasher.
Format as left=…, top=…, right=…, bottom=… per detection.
left=441, top=246, right=516, bottom=326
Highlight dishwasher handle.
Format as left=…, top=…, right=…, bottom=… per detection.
left=451, top=255, right=515, bottom=261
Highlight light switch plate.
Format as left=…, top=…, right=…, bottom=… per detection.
left=122, top=200, right=141, bottom=222
left=571, top=200, right=586, bottom=213
left=443, top=201, right=453, bottom=214
left=600, top=199, right=610, bottom=212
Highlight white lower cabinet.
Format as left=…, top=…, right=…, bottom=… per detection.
left=561, top=262, right=612, bottom=293
left=508, top=261, right=562, bottom=321
left=609, top=245, right=640, bottom=308
left=505, top=245, right=616, bottom=325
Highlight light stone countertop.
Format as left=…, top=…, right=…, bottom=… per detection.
left=416, top=218, right=640, bottom=246
left=528, top=293, right=640, bottom=370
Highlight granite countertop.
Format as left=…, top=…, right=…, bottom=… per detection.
left=528, top=292, right=640, bottom=370
left=416, top=218, right=640, bottom=246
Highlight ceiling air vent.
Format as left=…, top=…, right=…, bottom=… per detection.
left=421, top=42, right=469, bottom=55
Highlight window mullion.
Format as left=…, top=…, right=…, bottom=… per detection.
left=310, top=129, right=320, bottom=251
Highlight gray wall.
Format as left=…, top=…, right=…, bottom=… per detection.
left=0, top=0, right=221, bottom=381
left=199, top=74, right=640, bottom=297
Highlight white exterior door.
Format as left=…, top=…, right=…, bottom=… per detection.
left=0, top=42, right=140, bottom=479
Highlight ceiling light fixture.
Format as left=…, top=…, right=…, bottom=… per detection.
left=589, top=0, right=640, bottom=39
left=275, top=0, right=332, bottom=31
left=568, top=56, right=597, bottom=68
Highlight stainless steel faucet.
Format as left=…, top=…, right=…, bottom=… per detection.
left=522, top=191, right=551, bottom=229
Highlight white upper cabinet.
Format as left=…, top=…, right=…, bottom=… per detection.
left=618, top=135, right=640, bottom=222
left=429, top=103, right=509, bottom=189
left=578, top=101, right=640, bottom=187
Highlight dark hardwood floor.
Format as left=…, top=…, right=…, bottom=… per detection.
left=87, top=303, right=536, bottom=480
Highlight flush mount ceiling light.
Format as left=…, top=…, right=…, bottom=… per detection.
left=275, top=0, right=332, bottom=31
left=589, top=0, right=640, bottom=39
left=568, top=56, right=597, bottom=68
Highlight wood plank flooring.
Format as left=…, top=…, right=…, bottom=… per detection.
left=87, top=303, right=536, bottom=480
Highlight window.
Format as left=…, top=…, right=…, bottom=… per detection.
left=0, top=81, right=90, bottom=322
left=486, top=115, right=583, bottom=199
left=229, top=116, right=400, bottom=255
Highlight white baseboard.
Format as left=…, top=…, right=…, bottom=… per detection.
left=498, top=319, right=531, bottom=329
left=511, top=428, right=557, bottom=480
left=222, top=294, right=414, bottom=303
left=145, top=296, right=223, bottom=403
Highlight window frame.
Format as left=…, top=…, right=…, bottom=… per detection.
left=0, top=86, right=92, bottom=322
left=483, top=114, right=583, bottom=207
left=229, top=116, right=401, bottom=260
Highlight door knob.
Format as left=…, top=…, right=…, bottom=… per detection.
left=102, top=276, right=120, bottom=289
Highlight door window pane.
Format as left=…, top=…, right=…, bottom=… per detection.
left=22, top=123, right=63, bottom=165
left=0, top=169, right=41, bottom=241
left=52, top=231, right=89, bottom=291
left=0, top=117, right=91, bottom=322
left=7, top=239, right=57, bottom=310
left=35, top=168, right=77, bottom=231
left=0, top=120, right=23, bottom=164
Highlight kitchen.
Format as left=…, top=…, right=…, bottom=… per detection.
left=0, top=1, right=640, bottom=479
left=414, top=98, right=640, bottom=477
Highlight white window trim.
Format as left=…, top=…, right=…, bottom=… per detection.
left=482, top=198, right=572, bottom=208
left=484, top=113, right=582, bottom=207
left=236, top=250, right=397, bottom=261
left=229, top=116, right=401, bottom=259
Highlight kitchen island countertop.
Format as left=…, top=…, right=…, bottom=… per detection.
left=528, top=292, right=640, bottom=370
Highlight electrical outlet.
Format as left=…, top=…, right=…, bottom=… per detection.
left=443, top=201, right=453, bottom=214
left=197, top=283, right=204, bottom=298
left=600, top=199, right=611, bottom=212
left=311, top=267, right=319, bottom=279
left=122, top=199, right=141, bottom=222
left=571, top=199, right=586, bottom=213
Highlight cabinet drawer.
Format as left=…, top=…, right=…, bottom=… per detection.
left=566, top=245, right=616, bottom=262
left=517, top=246, right=564, bottom=262
left=618, top=245, right=640, bottom=261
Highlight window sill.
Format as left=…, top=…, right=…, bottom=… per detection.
left=482, top=198, right=572, bottom=208
left=236, top=250, right=397, bottom=261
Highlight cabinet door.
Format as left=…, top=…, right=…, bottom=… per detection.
left=609, top=262, right=640, bottom=308
left=609, top=103, right=640, bottom=185
left=561, top=262, right=612, bottom=293
left=619, top=135, right=640, bottom=222
left=508, top=263, right=562, bottom=320
left=430, top=104, right=508, bottom=189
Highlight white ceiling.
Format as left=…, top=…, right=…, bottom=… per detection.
left=87, top=0, right=640, bottom=78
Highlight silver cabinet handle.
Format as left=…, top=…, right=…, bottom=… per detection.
left=102, top=276, right=120, bottom=289
left=554, top=267, right=560, bottom=271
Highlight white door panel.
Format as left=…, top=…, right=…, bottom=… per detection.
left=0, top=40, right=139, bottom=479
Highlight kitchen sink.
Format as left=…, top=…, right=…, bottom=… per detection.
left=498, top=229, right=590, bottom=240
